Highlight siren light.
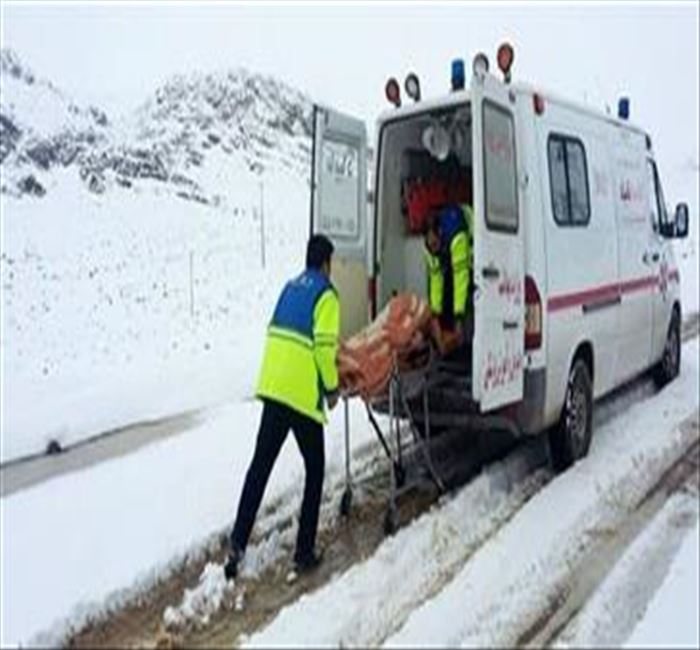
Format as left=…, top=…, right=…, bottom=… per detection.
left=497, top=42, right=514, bottom=83
left=451, top=59, right=465, bottom=91
left=618, top=97, right=630, bottom=120
left=385, top=78, right=401, bottom=107
left=472, top=52, right=489, bottom=78
left=405, top=73, right=421, bottom=101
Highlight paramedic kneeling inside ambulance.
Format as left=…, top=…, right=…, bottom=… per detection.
left=424, top=203, right=473, bottom=355
left=225, top=234, right=340, bottom=580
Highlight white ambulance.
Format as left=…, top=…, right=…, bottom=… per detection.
left=310, top=44, right=690, bottom=469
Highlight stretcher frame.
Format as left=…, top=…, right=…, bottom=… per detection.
left=340, top=347, right=450, bottom=534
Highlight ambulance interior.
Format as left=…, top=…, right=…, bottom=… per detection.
left=376, top=103, right=474, bottom=362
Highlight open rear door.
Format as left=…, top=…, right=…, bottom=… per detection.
left=310, top=105, right=369, bottom=339
left=471, top=72, right=525, bottom=411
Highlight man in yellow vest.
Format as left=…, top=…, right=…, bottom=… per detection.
left=225, top=235, right=340, bottom=580
left=424, top=203, right=473, bottom=355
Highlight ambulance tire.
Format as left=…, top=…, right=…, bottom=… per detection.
left=653, top=311, right=681, bottom=389
left=549, top=359, right=593, bottom=472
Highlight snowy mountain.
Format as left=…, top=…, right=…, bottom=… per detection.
left=0, top=49, right=313, bottom=201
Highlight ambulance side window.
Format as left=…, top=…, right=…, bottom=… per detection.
left=548, top=134, right=591, bottom=227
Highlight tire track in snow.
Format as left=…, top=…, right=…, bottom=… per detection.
left=385, top=363, right=698, bottom=647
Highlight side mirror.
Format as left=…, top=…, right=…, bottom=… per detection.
left=675, top=203, right=689, bottom=238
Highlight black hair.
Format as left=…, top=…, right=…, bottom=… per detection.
left=306, top=234, right=335, bottom=269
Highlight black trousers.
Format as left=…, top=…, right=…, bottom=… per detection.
left=230, top=399, right=325, bottom=561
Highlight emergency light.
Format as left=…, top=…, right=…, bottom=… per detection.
left=405, top=73, right=421, bottom=101
left=497, top=42, right=514, bottom=83
left=618, top=97, right=630, bottom=120
left=451, top=59, right=465, bottom=91
left=472, top=53, right=489, bottom=78
left=385, top=78, right=401, bottom=107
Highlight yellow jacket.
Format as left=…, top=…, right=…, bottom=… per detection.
left=424, top=204, right=473, bottom=319
left=256, top=269, right=340, bottom=424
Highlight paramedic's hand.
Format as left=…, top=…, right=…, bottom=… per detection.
left=326, top=389, right=340, bottom=410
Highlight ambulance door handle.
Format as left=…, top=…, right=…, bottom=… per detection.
left=643, top=251, right=660, bottom=264
left=503, top=320, right=519, bottom=330
left=482, top=266, right=500, bottom=280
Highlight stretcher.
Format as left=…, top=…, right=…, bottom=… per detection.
left=339, top=343, right=460, bottom=534
left=337, top=292, right=479, bottom=533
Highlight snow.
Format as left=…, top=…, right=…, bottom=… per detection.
left=554, top=492, right=699, bottom=648
left=243, top=452, right=549, bottom=648
left=247, top=340, right=700, bottom=648
left=0, top=395, right=378, bottom=647
left=1, top=164, right=309, bottom=462
left=625, top=518, right=700, bottom=649
left=162, top=562, right=235, bottom=631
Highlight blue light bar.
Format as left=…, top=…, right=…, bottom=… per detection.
left=451, top=59, right=465, bottom=91
left=618, top=97, right=630, bottom=120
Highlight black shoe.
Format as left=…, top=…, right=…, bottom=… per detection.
left=293, top=549, right=324, bottom=574
left=224, top=546, right=243, bottom=581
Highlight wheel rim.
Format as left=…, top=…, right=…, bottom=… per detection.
left=566, top=374, right=588, bottom=455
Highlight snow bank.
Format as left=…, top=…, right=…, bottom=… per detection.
left=555, top=492, right=699, bottom=648
left=0, top=396, right=376, bottom=647
left=625, top=518, right=700, bottom=648
left=163, top=562, right=235, bottom=631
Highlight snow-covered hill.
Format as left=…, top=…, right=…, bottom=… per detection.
left=0, top=48, right=312, bottom=201
left=0, top=50, right=315, bottom=462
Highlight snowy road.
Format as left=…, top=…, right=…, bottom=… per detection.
left=59, top=337, right=699, bottom=649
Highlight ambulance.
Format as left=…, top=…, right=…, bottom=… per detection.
left=310, top=44, right=690, bottom=469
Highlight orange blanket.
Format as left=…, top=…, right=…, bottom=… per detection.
left=338, top=293, right=432, bottom=399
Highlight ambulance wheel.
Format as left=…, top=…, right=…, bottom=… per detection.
left=653, top=311, right=681, bottom=388
left=549, top=359, right=593, bottom=472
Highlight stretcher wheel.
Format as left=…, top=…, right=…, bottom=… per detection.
left=384, top=506, right=398, bottom=536
left=340, top=488, right=353, bottom=517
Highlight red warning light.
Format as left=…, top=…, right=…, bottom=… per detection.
left=533, top=93, right=545, bottom=115
left=385, top=78, right=401, bottom=107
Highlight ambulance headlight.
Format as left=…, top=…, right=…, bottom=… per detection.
left=472, top=52, right=489, bottom=79
left=385, top=78, right=401, bottom=107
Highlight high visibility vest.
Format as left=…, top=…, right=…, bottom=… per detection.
left=256, top=268, right=340, bottom=424
left=424, top=204, right=473, bottom=320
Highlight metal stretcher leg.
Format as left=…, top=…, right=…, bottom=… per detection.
left=340, top=397, right=353, bottom=517
left=396, top=378, right=445, bottom=494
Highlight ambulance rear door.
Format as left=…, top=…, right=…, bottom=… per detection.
left=310, top=105, right=370, bottom=339
left=470, top=72, right=525, bottom=411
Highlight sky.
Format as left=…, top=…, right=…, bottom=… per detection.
left=1, top=1, right=698, bottom=200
